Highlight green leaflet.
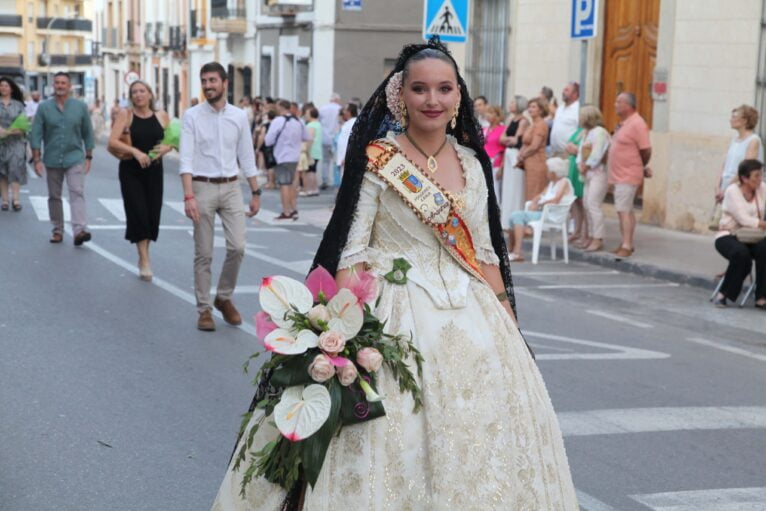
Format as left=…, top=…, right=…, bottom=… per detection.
left=269, top=352, right=315, bottom=387
left=300, top=378, right=342, bottom=488
left=383, top=258, right=412, bottom=285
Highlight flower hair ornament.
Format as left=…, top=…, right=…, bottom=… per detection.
left=385, top=71, right=406, bottom=127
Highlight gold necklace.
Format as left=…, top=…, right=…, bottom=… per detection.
left=404, top=131, right=448, bottom=173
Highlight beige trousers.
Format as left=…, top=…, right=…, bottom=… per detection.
left=583, top=169, right=608, bottom=239
left=192, top=180, right=246, bottom=313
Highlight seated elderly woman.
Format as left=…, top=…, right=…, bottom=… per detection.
left=507, top=157, right=574, bottom=262
left=713, top=158, right=766, bottom=309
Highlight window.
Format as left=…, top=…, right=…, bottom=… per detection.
left=465, top=0, right=509, bottom=105
left=296, top=58, right=308, bottom=104
left=27, top=41, right=34, bottom=66
left=260, top=54, right=272, bottom=97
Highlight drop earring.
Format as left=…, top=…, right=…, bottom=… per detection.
left=451, top=104, right=459, bottom=129
left=399, top=98, right=408, bottom=129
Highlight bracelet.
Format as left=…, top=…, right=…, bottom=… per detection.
left=252, top=188, right=262, bottom=196
left=183, top=195, right=195, bottom=202
left=496, top=291, right=509, bottom=302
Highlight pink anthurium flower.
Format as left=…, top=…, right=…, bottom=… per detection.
left=348, top=270, right=379, bottom=305
left=305, top=266, right=338, bottom=303
left=254, top=311, right=278, bottom=340
left=326, top=355, right=352, bottom=367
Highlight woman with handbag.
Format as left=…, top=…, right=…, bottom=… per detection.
left=713, top=159, right=766, bottom=309
left=107, top=80, right=172, bottom=282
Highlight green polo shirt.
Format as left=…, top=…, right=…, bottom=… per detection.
left=30, top=97, right=94, bottom=168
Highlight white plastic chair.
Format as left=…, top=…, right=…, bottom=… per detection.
left=526, top=196, right=576, bottom=264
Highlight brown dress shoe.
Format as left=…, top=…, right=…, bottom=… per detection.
left=50, top=232, right=63, bottom=243
left=197, top=310, right=216, bottom=331
left=614, top=247, right=634, bottom=259
left=214, top=297, right=242, bottom=325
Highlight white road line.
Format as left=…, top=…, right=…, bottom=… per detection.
left=27, top=163, right=39, bottom=180
left=97, top=198, right=127, bottom=222
left=211, top=285, right=260, bottom=294
left=87, top=224, right=291, bottom=233
left=514, top=270, right=620, bottom=276
left=558, top=406, right=766, bottom=437
left=685, top=337, right=766, bottom=363
left=630, top=487, right=766, bottom=511
left=515, top=288, right=555, bottom=303
left=576, top=490, right=620, bottom=511
left=65, top=226, right=258, bottom=338
left=525, top=331, right=669, bottom=361
left=29, top=195, right=70, bottom=221
left=585, top=310, right=654, bottom=329
left=531, top=283, right=680, bottom=290
left=245, top=248, right=312, bottom=275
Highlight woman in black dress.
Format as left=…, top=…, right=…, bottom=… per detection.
left=107, top=80, right=171, bottom=281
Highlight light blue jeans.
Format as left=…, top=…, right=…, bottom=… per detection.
left=508, top=210, right=542, bottom=227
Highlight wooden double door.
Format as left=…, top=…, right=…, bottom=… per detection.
left=600, top=0, right=660, bottom=133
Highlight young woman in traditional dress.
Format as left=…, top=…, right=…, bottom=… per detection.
left=211, top=40, right=578, bottom=511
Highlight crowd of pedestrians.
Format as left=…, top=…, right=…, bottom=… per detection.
left=474, top=83, right=653, bottom=261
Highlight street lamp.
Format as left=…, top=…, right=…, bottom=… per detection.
left=41, top=14, right=80, bottom=96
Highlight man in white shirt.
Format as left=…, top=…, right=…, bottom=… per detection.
left=473, top=95, right=489, bottom=128
left=25, top=91, right=41, bottom=120
left=335, top=103, right=358, bottom=173
left=179, top=62, right=261, bottom=332
left=318, top=93, right=342, bottom=190
left=549, top=81, right=580, bottom=157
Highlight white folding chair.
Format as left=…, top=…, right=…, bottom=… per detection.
left=526, top=196, right=576, bottom=265
left=710, top=266, right=755, bottom=307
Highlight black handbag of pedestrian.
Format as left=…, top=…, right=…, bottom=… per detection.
left=263, top=115, right=295, bottom=168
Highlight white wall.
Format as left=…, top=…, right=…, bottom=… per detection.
left=666, top=0, right=761, bottom=136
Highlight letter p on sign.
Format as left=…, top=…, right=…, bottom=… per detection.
left=571, top=0, right=597, bottom=40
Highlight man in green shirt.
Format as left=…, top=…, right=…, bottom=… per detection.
left=30, top=72, right=94, bottom=245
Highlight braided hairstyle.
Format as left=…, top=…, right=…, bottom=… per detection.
left=312, top=38, right=517, bottom=316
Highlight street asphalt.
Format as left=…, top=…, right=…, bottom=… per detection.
left=1, top=145, right=764, bottom=511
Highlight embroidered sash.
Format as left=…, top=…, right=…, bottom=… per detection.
left=365, top=140, right=486, bottom=283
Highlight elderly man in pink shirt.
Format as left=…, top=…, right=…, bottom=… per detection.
left=607, top=92, right=652, bottom=259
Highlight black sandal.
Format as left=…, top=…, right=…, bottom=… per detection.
left=0, top=203, right=8, bottom=211
left=11, top=202, right=21, bottom=212
left=755, top=301, right=766, bottom=310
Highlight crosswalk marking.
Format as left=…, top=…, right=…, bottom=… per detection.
left=29, top=195, right=70, bottom=222
left=526, top=330, right=669, bottom=361
left=558, top=406, right=766, bottom=437
left=97, top=198, right=126, bottom=222
left=630, top=487, right=766, bottom=511
left=585, top=309, right=654, bottom=329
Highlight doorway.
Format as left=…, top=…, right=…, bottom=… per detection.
left=599, top=0, right=659, bottom=133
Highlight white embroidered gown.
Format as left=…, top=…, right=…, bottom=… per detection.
left=212, top=134, right=579, bottom=511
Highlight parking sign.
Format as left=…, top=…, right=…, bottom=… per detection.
left=571, top=0, right=598, bottom=39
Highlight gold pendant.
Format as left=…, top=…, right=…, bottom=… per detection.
left=427, top=155, right=438, bottom=173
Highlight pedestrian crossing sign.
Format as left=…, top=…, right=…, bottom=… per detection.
left=423, top=0, right=469, bottom=43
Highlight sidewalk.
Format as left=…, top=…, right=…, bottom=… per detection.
left=524, top=218, right=724, bottom=290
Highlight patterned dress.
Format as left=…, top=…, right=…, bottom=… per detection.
left=212, top=133, right=579, bottom=511
left=0, top=99, right=27, bottom=185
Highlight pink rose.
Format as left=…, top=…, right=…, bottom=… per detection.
left=356, top=347, right=383, bottom=373
left=308, top=354, right=336, bottom=383
left=318, top=331, right=346, bottom=356
left=336, top=362, right=358, bottom=386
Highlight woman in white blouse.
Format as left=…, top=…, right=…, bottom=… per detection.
left=576, top=105, right=610, bottom=252
left=716, top=105, right=763, bottom=203
left=714, top=159, right=766, bottom=309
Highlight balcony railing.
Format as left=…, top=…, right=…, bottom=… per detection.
left=0, top=53, right=23, bottom=68
left=37, top=17, right=93, bottom=32
left=211, top=7, right=246, bottom=19
left=0, top=14, right=22, bottom=27
left=38, top=54, right=94, bottom=66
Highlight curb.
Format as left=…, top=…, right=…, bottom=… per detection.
left=521, top=241, right=716, bottom=290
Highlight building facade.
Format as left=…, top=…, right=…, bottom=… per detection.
left=1, top=0, right=95, bottom=96
left=467, top=0, right=766, bottom=234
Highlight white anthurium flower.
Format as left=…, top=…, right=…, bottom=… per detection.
left=259, top=276, right=314, bottom=328
left=263, top=328, right=319, bottom=355
left=274, top=385, right=332, bottom=442
left=326, top=288, right=364, bottom=339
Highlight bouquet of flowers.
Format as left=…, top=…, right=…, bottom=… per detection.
left=0, top=113, right=30, bottom=139
left=148, top=118, right=181, bottom=158
left=233, top=266, right=424, bottom=495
